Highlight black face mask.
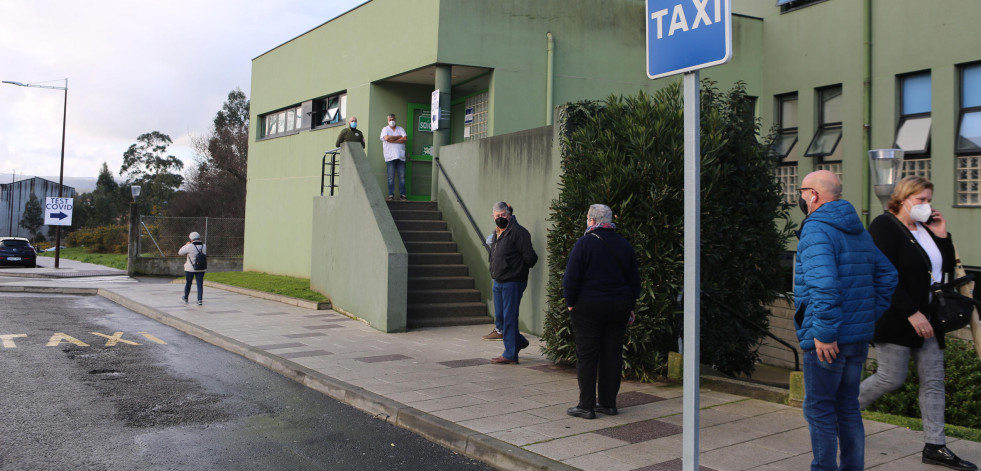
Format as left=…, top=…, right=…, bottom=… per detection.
left=798, top=196, right=809, bottom=216
left=495, top=217, right=509, bottom=229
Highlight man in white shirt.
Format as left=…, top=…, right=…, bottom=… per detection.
left=380, top=113, right=408, bottom=200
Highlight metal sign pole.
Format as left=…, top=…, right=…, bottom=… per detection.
left=682, top=70, right=701, bottom=471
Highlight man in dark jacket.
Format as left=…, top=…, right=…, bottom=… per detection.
left=795, top=170, right=898, bottom=470
left=335, top=116, right=365, bottom=149
left=488, top=201, right=538, bottom=364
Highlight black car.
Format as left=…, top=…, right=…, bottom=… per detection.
left=0, top=238, right=37, bottom=268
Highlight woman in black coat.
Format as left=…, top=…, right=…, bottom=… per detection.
left=857, top=176, right=975, bottom=471
left=562, top=204, right=641, bottom=420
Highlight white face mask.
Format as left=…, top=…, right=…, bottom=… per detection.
left=388, top=120, right=396, bottom=127
left=907, top=202, right=932, bottom=223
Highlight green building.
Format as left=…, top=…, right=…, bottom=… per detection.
left=246, top=0, right=981, bottom=335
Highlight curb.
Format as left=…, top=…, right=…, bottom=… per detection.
left=89, top=287, right=572, bottom=471
left=168, top=279, right=331, bottom=310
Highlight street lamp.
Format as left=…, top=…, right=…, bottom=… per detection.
left=3, top=79, right=68, bottom=268
left=131, top=185, right=141, bottom=202
left=868, top=148, right=904, bottom=211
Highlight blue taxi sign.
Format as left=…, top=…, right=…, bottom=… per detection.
left=646, top=0, right=732, bottom=79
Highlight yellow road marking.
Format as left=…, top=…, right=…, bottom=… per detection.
left=138, top=332, right=167, bottom=344
left=91, top=332, right=140, bottom=347
left=0, top=334, right=27, bottom=348
left=46, top=333, right=89, bottom=347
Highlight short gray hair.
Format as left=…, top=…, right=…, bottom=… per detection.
left=587, top=204, right=613, bottom=224
left=492, top=201, right=509, bottom=214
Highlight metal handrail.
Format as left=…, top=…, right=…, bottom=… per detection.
left=702, top=293, right=800, bottom=371
left=321, top=148, right=340, bottom=196
left=434, top=157, right=490, bottom=254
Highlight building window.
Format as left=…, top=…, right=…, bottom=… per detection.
left=895, top=72, right=931, bottom=157
left=312, top=92, right=347, bottom=129
left=464, top=92, right=489, bottom=141
left=957, top=63, right=981, bottom=206
left=778, top=0, right=829, bottom=13
left=804, top=86, right=842, bottom=159
left=259, top=105, right=303, bottom=139
left=772, top=93, right=798, bottom=160
left=775, top=165, right=798, bottom=205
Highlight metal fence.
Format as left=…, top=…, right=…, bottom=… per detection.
left=139, top=216, right=244, bottom=257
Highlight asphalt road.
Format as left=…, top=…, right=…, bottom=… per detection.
left=0, top=292, right=495, bottom=471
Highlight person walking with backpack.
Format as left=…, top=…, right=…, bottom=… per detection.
left=178, top=231, right=207, bottom=306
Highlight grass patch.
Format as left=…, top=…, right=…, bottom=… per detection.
left=862, top=410, right=981, bottom=443
left=201, top=271, right=328, bottom=303
left=38, top=247, right=128, bottom=270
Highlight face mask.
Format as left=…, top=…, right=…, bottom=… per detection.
left=350, top=122, right=357, bottom=129
left=388, top=120, right=396, bottom=127
left=495, top=217, right=509, bottom=229
left=908, top=202, right=932, bottom=223
left=798, top=195, right=811, bottom=216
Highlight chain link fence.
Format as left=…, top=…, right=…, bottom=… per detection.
left=139, top=216, right=244, bottom=258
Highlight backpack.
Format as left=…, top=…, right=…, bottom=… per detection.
left=190, top=244, right=207, bottom=270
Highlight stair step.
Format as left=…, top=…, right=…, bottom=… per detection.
left=390, top=209, right=442, bottom=221
left=407, top=289, right=481, bottom=304
left=399, top=231, right=453, bottom=242
left=409, top=252, right=463, bottom=265
left=404, top=241, right=457, bottom=253
left=408, top=264, right=470, bottom=277
left=396, top=220, right=447, bottom=232
left=407, top=316, right=494, bottom=328
left=408, top=276, right=474, bottom=290
left=387, top=201, right=438, bottom=211
left=407, top=302, right=488, bottom=319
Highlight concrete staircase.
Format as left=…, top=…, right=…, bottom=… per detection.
left=387, top=200, right=492, bottom=329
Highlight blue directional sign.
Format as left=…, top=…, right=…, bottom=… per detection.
left=646, top=0, right=732, bottom=79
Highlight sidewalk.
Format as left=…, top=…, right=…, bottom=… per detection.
left=2, top=261, right=979, bottom=470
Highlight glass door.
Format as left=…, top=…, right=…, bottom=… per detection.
left=405, top=103, right=433, bottom=201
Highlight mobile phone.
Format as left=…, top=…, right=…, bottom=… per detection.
left=926, top=214, right=936, bottom=225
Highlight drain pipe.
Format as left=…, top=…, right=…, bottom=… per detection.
left=546, top=32, right=554, bottom=125
left=861, top=0, right=872, bottom=225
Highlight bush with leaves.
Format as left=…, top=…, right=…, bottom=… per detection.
left=864, top=338, right=981, bottom=429
left=66, top=225, right=128, bottom=254
left=541, top=82, right=795, bottom=380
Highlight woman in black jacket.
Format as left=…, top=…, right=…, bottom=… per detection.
left=858, top=176, right=975, bottom=471
left=562, top=204, right=641, bottom=419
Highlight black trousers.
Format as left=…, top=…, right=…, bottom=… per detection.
left=570, top=299, right=631, bottom=410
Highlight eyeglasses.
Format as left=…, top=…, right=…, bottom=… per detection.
left=799, top=187, right=814, bottom=192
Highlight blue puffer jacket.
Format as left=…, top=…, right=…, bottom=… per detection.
left=794, top=199, right=897, bottom=351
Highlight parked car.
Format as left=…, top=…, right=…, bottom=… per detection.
left=0, top=238, right=37, bottom=268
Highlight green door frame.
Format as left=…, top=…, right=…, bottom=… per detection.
left=405, top=103, right=433, bottom=201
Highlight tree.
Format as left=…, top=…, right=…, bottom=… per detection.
left=170, top=89, right=249, bottom=218
left=540, top=83, right=795, bottom=380
left=19, top=193, right=44, bottom=242
left=89, top=162, right=126, bottom=226
left=120, top=131, right=184, bottom=215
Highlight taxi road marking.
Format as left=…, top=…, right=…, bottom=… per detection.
left=0, top=332, right=167, bottom=348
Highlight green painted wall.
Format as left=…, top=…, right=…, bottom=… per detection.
left=310, top=143, right=408, bottom=332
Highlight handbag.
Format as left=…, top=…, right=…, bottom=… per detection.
left=931, top=275, right=978, bottom=333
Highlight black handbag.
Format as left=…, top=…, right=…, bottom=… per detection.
left=932, top=275, right=979, bottom=333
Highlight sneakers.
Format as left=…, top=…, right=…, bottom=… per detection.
left=566, top=407, right=595, bottom=419
left=197, top=300, right=203, bottom=306
left=181, top=296, right=188, bottom=304
left=482, top=330, right=503, bottom=341
left=399, top=194, right=408, bottom=200
left=386, top=194, right=394, bottom=201
left=922, top=445, right=978, bottom=470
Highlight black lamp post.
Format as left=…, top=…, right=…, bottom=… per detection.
left=3, top=79, right=68, bottom=268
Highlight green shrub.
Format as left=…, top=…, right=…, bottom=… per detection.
left=865, top=338, right=981, bottom=429
left=65, top=224, right=128, bottom=254
left=541, top=82, right=794, bottom=380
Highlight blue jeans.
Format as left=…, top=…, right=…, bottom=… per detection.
left=184, top=271, right=204, bottom=301
left=386, top=159, right=406, bottom=196
left=493, top=280, right=528, bottom=360
left=803, top=341, right=869, bottom=471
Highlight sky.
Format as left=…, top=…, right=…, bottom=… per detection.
left=0, top=0, right=367, bottom=184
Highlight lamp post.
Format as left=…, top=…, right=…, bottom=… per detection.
left=2, top=79, right=68, bottom=268
left=868, top=148, right=904, bottom=211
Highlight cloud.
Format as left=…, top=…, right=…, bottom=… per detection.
left=0, top=0, right=366, bottom=180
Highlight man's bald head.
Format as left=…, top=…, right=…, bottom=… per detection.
left=802, top=170, right=842, bottom=200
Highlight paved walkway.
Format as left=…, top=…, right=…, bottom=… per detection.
left=2, top=260, right=979, bottom=470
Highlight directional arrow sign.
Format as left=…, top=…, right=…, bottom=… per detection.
left=43, top=197, right=73, bottom=226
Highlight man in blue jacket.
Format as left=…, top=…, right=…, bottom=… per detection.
left=795, top=170, right=898, bottom=471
